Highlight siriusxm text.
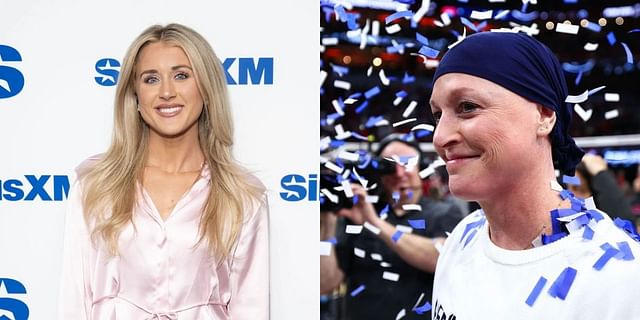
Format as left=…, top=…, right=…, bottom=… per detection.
left=0, top=175, right=70, bottom=201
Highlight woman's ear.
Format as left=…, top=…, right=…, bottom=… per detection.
left=536, top=104, right=556, bottom=136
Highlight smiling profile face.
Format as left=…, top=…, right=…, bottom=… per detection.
left=134, top=41, right=205, bottom=139
left=429, top=73, right=555, bottom=201
left=379, top=141, right=423, bottom=208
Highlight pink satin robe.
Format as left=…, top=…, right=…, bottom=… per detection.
left=59, top=164, right=269, bottom=319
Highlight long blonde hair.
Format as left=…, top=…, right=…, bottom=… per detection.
left=79, top=23, right=265, bottom=260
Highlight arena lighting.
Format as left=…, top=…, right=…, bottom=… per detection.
left=604, top=150, right=640, bottom=165
left=602, top=4, right=640, bottom=18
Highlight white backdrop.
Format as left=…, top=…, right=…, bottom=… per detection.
left=0, top=1, right=318, bottom=319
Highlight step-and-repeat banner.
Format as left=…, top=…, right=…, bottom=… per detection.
left=0, top=1, right=317, bottom=319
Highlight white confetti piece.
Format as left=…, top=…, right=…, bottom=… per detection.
left=441, top=13, right=451, bottom=26
left=346, top=224, right=363, bottom=234
left=556, top=23, right=579, bottom=35
left=320, top=136, right=331, bottom=151
left=320, top=70, right=327, bottom=87
left=386, top=24, right=401, bottom=34
left=367, top=66, right=373, bottom=77
left=359, top=19, right=370, bottom=50
left=372, top=20, right=380, bottom=36
left=550, top=180, right=563, bottom=192
left=395, top=308, right=406, bottom=320
left=383, top=271, right=400, bottom=282
left=320, top=188, right=339, bottom=203
left=338, top=150, right=360, bottom=162
left=419, top=158, right=445, bottom=179
left=604, top=93, right=620, bottom=102
left=565, top=90, right=588, bottom=103
left=354, top=247, right=366, bottom=258
left=402, top=204, right=422, bottom=211
left=494, top=9, right=510, bottom=19
left=380, top=261, right=392, bottom=267
left=392, top=118, right=417, bottom=127
left=322, top=37, right=339, bottom=45
left=364, top=221, right=381, bottom=235
left=433, top=20, right=444, bottom=28
left=332, top=99, right=345, bottom=116
left=411, top=123, right=434, bottom=132
left=344, top=98, right=358, bottom=104
left=448, top=27, right=466, bottom=49
left=341, top=179, right=354, bottom=198
left=402, top=101, right=417, bottom=117
left=393, top=95, right=404, bottom=106
left=412, top=0, right=430, bottom=24
left=333, top=80, right=351, bottom=90
left=320, top=241, right=332, bottom=256
left=574, top=103, right=593, bottom=122
left=589, top=85, right=606, bottom=96
left=366, top=195, right=379, bottom=203
left=470, top=10, right=493, bottom=20
left=379, top=69, right=390, bottom=86
left=605, top=109, right=619, bottom=119
left=396, top=225, right=413, bottom=234
left=584, top=42, right=599, bottom=51
left=352, top=168, right=369, bottom=189
left=434, top=241, right=444, bottom=253
left=371, top=253, right=383, bottom=261
left=324, top=161, right=344, bottom=174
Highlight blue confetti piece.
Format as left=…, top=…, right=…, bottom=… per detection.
left=322, top=7, right=333, bottom=22
left=559, top=189, right=574, bottom=200
left=355, top=101, right=369, bottom=114
left=334, top=5, right=347, bottom=22
left=411, top=18, right=418, bottom=29
left=350, top=284, right=366, bottom=297
left=460, top=218, right=486, bottom=244
left=562, top=60, right=596, bottom=73
left=460, top=17, right=478, bottom=32
left=593, top=245, right=619, bottom=271
left=521, top=1, right=528, bottom=12
left=628, top=29, right=640, bottom=33
left=586, top=209, right=604, bottom=222
left=463, top=229, right=478, bottom=248
left=327, top=113, right=342, bottom=122
left=407, top=190, right=413, bottom=200
left=621, top=42, right=634, bottom=64
left=352, top=194, right=359, bottom=205
left=416, top=33, right=429, bottom=46
left=396, top=90, right=408, bottom=98
left=415, top=130, right=432, bottom=138
left=346, top=13, right=360, bottom=30
left=351, top=132, right=368, bottom=141
left=331, top=64, right=349, bottom=76
left=575, top=71, right=583, bottom=85
left=585, top=21, right=601, bottom=32
left=418, top=45, right=440, bottom=58
left=542, top=232, right=568, bottom=245
left=476, top=21, right=487, bottom=30
left=617, top=241, right=635, bottom=261
left=392, top=230, right=404, bottom=243
left=385, top=10, right=413, bottom=24
left=329, top=140, right=345, bottom=148
left=574, top=214, right=590, bottom=226
left=380, top=204, right=390, bottom=217
left=494, top=10, right=510, bottom=20
left=386, top=45, right=403, bottom=54
left=511, top=10, right=538, bottom=22
left=552, top=208, right=579, bottom=218
left=562, top=175, right=581, bottom=186
left=348, top=92, right=362, bottom=99
left=365, top=115, right=385, bottom=128
left=613, top=218, right=640, bottom=241
left=408, top=219, right=426, bottom=230
left=392, top=191, right=400, bottom=203
left=550, top=209, right=562, bottom=234
left=607, top=32, right=617, bottom=46
left=364, top=86, right=381, bottom=99
left=402, top=72, right=415, bottom=84
left=564, top=0, right=578, bottom=3
left=413, top=301, right=432, bottom=314
left=548, top=267, right=577, bottom=300
left=525, top=276, right=547, bottom=307
left=582, top=225, right=594, bottom=240
left=328, top=237, right=338, bottom=245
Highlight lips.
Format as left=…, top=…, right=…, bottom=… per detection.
left=443, top=152, right=480, bottom=171
left=154, top=104, right=183, bottom=117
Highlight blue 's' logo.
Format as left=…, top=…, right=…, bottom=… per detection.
left=94, top=58, right=120, bottom=86
left=0, top=278, right=29, bottom=320
left=280, top=174, right=318, bottom=202
left=223, top=57, right=273, bottom=85
left=0, top=175, right=70, bottom=201
left=0, top=45, right=25, bottom=99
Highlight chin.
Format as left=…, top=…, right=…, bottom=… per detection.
left=448, top=176, right=484, bottom=201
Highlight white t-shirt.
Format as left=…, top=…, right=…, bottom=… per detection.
left=432, top=209, right=640, bottom=320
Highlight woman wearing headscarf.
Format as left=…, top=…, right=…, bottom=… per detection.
left=429, top=32, right=640, bottom=320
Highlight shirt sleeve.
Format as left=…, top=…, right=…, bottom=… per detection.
left=58, top=180, right=94, bottom=319
left=227, top=194, right=270, bottom=319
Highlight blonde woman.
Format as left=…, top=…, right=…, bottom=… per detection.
left=59, top=24, right=269, bottom=319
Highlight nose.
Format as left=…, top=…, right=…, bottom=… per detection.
left=394, top=163, right=406, bottom=177
left=159, top=77, right=176, bottom=100
left=432, top=112, right=460, bottom=153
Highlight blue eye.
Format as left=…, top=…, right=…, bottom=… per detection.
left=460, top=101, right=478, bottom=113
left=143, top=76, right=158, bottom=84
left=432, top=111, right=442, bottom=124
left=175, top=72, right=189, bottom=80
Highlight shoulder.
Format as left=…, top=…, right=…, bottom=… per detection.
left=441, top=209, right=486, bottom=252
left=74, top=153, right=103, bottom=179
left=238, top=171, right=268, bottom=223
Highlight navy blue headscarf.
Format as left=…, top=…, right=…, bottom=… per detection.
left=432, top=32, right=584, bottom=174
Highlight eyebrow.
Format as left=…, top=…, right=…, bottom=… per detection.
left=138, top=65, right=193, bottom=78
left=430, top=86, right=479, bottom=109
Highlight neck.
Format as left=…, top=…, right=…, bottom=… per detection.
left=479, top=163, right=564, bottom=250
left=146, top=125, right=204, bottom=173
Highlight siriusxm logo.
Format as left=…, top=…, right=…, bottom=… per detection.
left=94, top=57, right=273, bottom=86
left=0, top=175, right=69, bottom=201
left=0, top=45, right=25, bottom=99
left=0, top=278, right=29, bottom=320
left=222, top=57, right=273, bottom=85
left=94, top=58, right=121, bottom=86
left=280, top=174, right=318, bottom=202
